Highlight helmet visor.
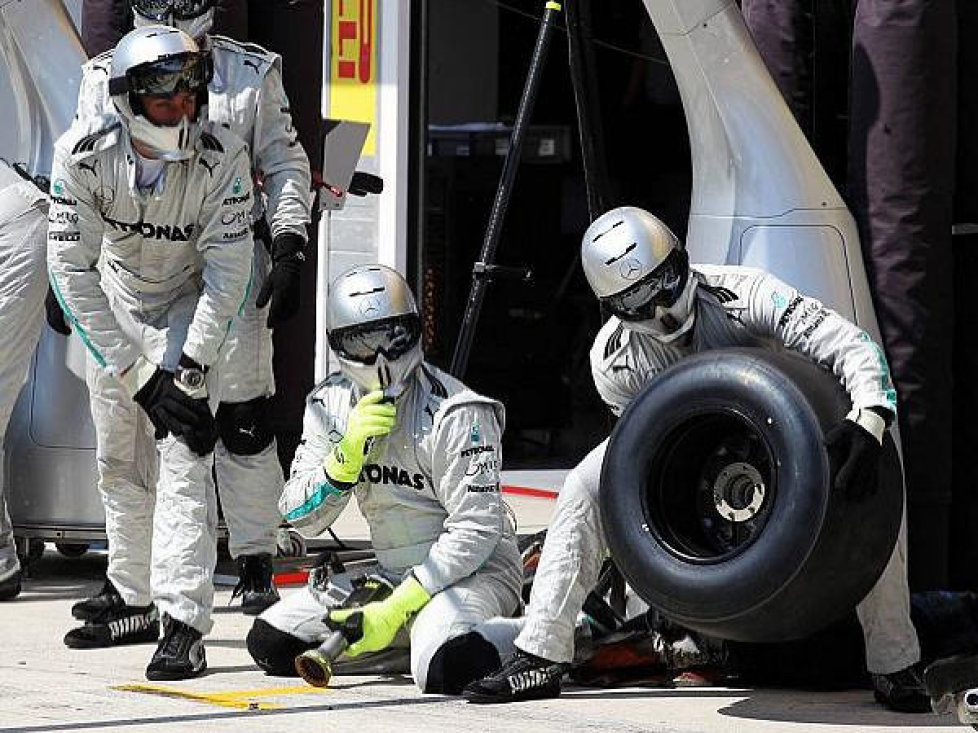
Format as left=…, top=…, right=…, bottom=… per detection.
left=603, top=249, right=687, bottom=321
left=132, top=0, right=214, bottom=20
left=127, top=52, right=212, bottom=96
left=329, top=315, right=422, bottom=365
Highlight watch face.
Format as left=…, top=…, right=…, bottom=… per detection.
left=180, top=367, right=206, bottom=390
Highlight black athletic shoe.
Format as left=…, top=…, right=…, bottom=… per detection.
left=232, top=553, right=280, bottom=615
left=872, top=663, right=931, bottom=713
left=72, top=578, right=123, bottom=621
left=64, top=602, right=159, bottom=649
left=0, top=569, right=22, bottom=601
left=463, top=650, right=566, bottom=704
left=146, top=615, right=207, bottom=681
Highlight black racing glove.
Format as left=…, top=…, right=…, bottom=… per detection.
left=45, top=286, right=71, bottom=335
left=180, top=413, right=219, bottom=457
left=133, top=367, right=216, bottom=456
left=256, top=232, right=305, bottom=328
left=348, top=170, right=384, bottom=197
left=824, top=409, right=887, bottom=501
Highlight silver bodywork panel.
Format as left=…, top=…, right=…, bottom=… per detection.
left=641, top=0, right=880, bottom=340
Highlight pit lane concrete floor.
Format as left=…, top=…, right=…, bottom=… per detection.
left=0, top=551, right=969, bottom=733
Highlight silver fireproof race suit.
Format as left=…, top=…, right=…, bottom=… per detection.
left=47, top=116, right=254, bottom=633
left=76, top=35, right=313, bottom=560
left=0, top=163, right=48, bottom=586
left=517, top=265, right=920, bottom=675
left=264, top=363, right=524, bottom=690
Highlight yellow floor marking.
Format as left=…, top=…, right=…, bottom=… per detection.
left=113, top=682, right=332, bottom=711
left=216, top=686, right=332, bottom=699
left=112, top=683, right=330, bottom=710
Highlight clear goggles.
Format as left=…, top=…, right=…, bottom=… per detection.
left=602, top=249, right=687, bottom=321
left=132, top=0, right=214, bottom=20
left=328, top=315, right=422, bottom=365
left=113, top=52, right=213, bottom=97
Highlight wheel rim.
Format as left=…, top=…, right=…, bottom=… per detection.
left=642, top=409, right=776, bottom=564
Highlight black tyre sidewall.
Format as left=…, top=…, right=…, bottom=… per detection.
left=600, top=347, right=902, bottom=641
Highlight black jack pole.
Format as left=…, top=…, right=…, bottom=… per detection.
left=449, top=1, right=563, bottom=379
left=565, top=0, right=611, bottom=219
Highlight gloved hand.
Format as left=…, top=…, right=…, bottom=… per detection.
left=348, top=170, right=384, bottom=197
left=323, top=390, right=396, bottom=485
left=327, top=575, right=431, bottom=656
left=45, top=286, right=71, bottom=335
left=132, top=363, right=216, bottom=456
left=825, top=408, right=888, bottom=501
left=256, top=232, right=305, bottom=328
left=177, top=400, right=218, bottom=457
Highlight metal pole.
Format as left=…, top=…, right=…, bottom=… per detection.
left=450, top=1, right=562, bottom=379
left=565, top=0, right=612, bottom=219
left=410, top=0, right=429, bottom=315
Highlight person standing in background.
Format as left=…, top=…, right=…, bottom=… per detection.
left=0, top=164, right=51, bottom=602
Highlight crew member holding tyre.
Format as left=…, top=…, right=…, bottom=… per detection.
left=463, top=206, right=926, bottom=712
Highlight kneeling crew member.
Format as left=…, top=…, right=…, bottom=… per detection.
left=464, top=206, right=926, bottom=713
left=247, top=264, right=523, bottom=694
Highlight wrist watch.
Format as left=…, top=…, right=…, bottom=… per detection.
left=174, top=364, right=206, bottom=393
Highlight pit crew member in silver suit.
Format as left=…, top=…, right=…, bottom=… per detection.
left=63, top=0, right=313, bottom=618
left=464, top=206, right=926, bottom=713
left=0, top=163, right=50, bottom=602
left=49, top=26, right=254, bottom=680
left=246, top=264, right=525, bottom=694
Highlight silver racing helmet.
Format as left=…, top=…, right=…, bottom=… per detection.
left=581, top=206, right=696, bottom=341
left=327, top=265, right=423, bottom=394
left=131, top=0, right=215, bottom=41
left=108, top=25, right=213, bottom=161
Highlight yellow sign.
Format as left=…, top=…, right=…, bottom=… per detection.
left=330, top=0, right=378, bottom=156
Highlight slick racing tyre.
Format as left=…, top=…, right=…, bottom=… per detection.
left=600, top=348, right=903, bottom=642
left=55, top=543, right=89, bottom=558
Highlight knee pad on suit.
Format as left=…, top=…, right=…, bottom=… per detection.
left=247, top=618, right=315, bottom=676
left=216, top=396, right=274, bottom=456
left=424, top=631, right=501, bottom=694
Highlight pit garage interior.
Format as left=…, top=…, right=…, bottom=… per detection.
left=413, top=0, right=695, bottom=470
left=413, top=0, right=977, bottom=597
left=4, top=0, right=978, bottom=729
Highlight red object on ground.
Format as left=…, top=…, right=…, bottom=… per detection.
left=274, top=571, right=311, bottom=587
left=502, top=484, right=558, bottom=500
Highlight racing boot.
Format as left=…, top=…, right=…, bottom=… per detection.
left=71, top=578, right=122, bottom=621
left=463, top=649, right=567, bottom=704
left=232, top=553, right=280, bottom=615
left=146, top=614, right=207, bottom=681
left=64, top=602, right=159, bottom=649
left=0, top=569, right=21, bottom=601
left=871, top=662, right=931, bottom=713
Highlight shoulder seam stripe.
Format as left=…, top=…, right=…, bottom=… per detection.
left=200, top=132, right=224, bottom=153
left=71, top=121, right=121, bottom=154
left=604, top=323, right=625, bottom=359
left=421, top=364, right=448, bottom=398
left=700, top=283, right=738, bottom=303
left=216, top=36, right=270, bottom=58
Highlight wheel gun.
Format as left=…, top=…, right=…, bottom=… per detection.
left=294, top=572, right=395, bottom=687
